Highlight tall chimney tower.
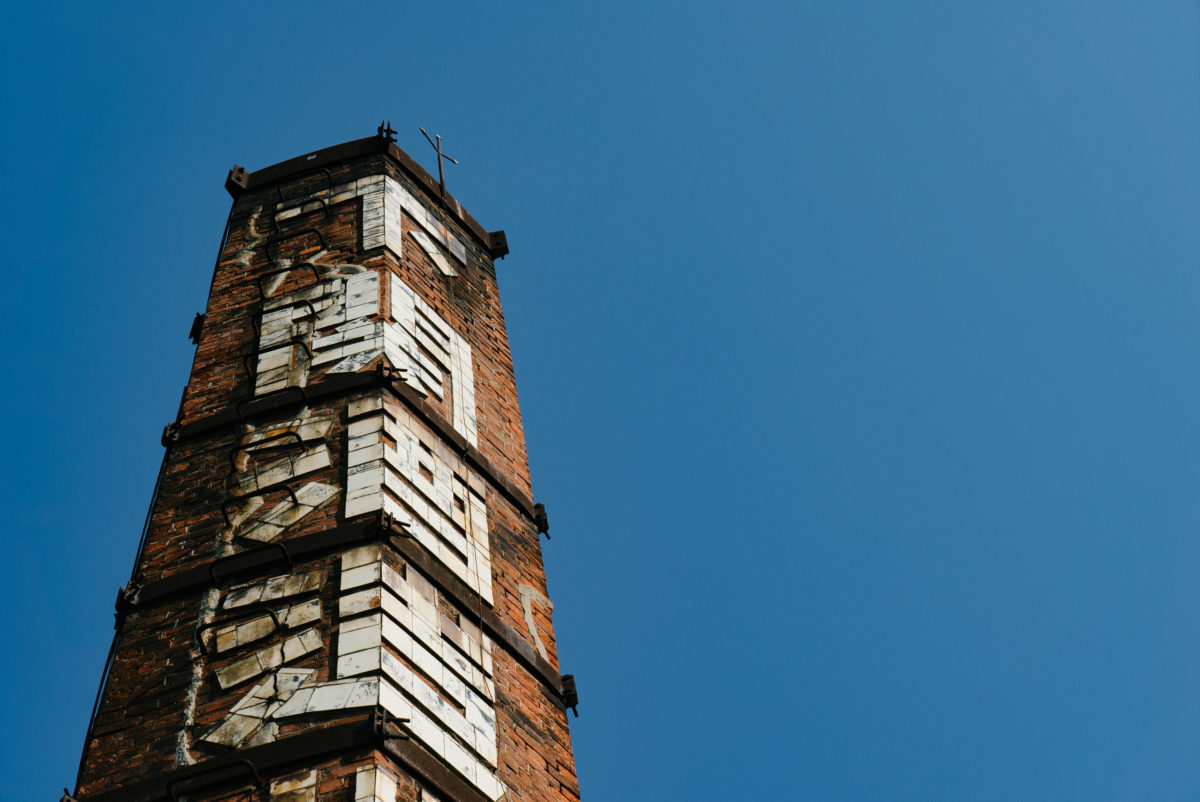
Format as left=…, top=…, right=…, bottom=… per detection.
left=70, top=129, right=581, bottom=802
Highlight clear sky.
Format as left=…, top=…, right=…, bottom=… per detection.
left=2, top=2, right=1199, bottom=800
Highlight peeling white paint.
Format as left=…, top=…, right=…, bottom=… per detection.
left=410, top=229, right=457, bottom=276
left=223, top=568, right=324, bottom=608
left=388, top=273, right=477, bottom=445
left=341, top=399, right=492, bottom=603
left=201, top=668, right=316, bottom=748
left=215, top=627, right=324, bottom=688
left=518, top=584, right=554, bottom=662
left=208, top=599, right=322, bottom=653
left=227, top=411, right=337, bottom=543
left=270, top=769, right=317, bottom=802
left=188, top=179, right=506, bottom=799
left=273, top=174, right=468, bottom=266
left=355, top=764, right=399, bottom=802
left=315, top=546, right=505, bottom=799
left=241, top=481, right=338, bottom=542
left=255, top=263, right=382, bottom=396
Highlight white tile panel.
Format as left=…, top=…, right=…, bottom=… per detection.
left=385, top=273, right=477, bottom=446
left=224, top=569, right=324, bottom=609
left=329, top=547, right=503, bottom=797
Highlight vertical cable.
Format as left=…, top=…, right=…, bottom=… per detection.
left=71, top=197, right=237, bottom=795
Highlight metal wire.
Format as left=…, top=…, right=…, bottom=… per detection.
left=71, top=195, right=238, bottom=796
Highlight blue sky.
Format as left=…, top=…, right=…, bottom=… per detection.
left=2, top=2, right=1200, bottom=800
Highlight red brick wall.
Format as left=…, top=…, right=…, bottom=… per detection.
left=76, top=147, right=579, bottom=801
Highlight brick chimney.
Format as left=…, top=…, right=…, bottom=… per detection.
left=70, top=130, right=580, bottom=802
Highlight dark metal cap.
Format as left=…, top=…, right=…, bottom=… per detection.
left=561, top=674, right=579, bottom=716
left=488, top=230, right=510, bottom=259
left=224, top=164, right=249, bottom=198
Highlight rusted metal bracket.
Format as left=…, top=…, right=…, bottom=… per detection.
left=561, top=674, right=579, bottom=717
left=225, top=164, right=249, bottom=198
left=534, top=503, right=549, bottom=538
left=238, top=352, right=257, bottom=386
left=379, top=510, right=412, bottom=539
left=112, top=580, right=141, bottom=629
left=188, top=312, right=205, bottom=344
left=375, top=361, right=407, bottom=383
left=160, top=422, right=181, bottom=448
left=370, top=706, right=410, bottom=740
left=488, top=229, right=509, bottom=259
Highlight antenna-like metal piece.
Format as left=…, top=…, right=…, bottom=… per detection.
left=419, top=126, right=459, bottom=202
left=377, top=120, right=397, bottom=143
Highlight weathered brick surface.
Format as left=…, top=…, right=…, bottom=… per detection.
left=177, top=158, right=531, bottom=497
left=76, top=142, right=578, bottom=801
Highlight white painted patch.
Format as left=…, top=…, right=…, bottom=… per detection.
left=242, top=410, right=333, bottom=445
left=228, top=411, right=337, bottom=541
left=223, top=569, right=324, bottom=609
left=209, top=599, right=322, bottom=653
left=410, top=229, right=457, bottom=276
left=340, top=398, right=492, bottom=603
left=386, top=176, right=468, bottom=265
left=254, top=263, right=382, bottom=396
left=338, top=575, right=493, bottom=701
left=317, top=547, right=505, bottom=799
left=237, top=446, right=331, bottom=492
left=262, top=543, right=504, bottom=798
left=201, top=668, right=315, bottom=748
left=272, top=675, right=381, bottom=717
left=232, top=172, right=504, bottom=798
left=387, top=274, right=477, bottom=445
left=215, top=628, right=323, bottom=689
left=518, top=584, right=554, bottom=662
left=252, top=241, right=477, bottom=450
left=270, top=769, right=317, bottom=802
left=272, top=173, right=468, bottom=267
left=241, top=481, right=338, bottom=542
left=355, top=764, right=399, bottom=802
